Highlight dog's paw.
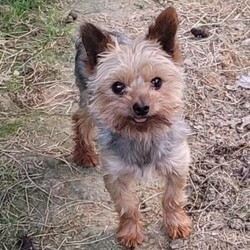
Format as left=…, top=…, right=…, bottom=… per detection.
left=117, top=220, right=144, bottom=249
left=164, top=210, right=192, bottom=239
left=73, top=150, right=99, bottom=167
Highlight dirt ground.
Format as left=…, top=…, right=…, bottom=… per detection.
left=0, top=0, right=249, bottom=249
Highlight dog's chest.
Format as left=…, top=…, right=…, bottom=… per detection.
left=98, top=120, right=188, bottom=168
left=99, top=130, right=174, bottom=167
left=110, top=135, right=161, bottom=167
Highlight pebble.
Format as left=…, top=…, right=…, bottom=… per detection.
left=228, top=218, right=244, bottom=230
left=169, top=239, right=187, bottom=249
left=241, top=38, right=250, bottom=46
left=236, top=74, right=250, bottom=89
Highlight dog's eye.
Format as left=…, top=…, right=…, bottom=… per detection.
left=151, top=77, right=162, bottom=90
left=112, top=81, right=125, bottom=95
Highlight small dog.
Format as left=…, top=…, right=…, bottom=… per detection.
left=72, top=7, right=191, bottom=248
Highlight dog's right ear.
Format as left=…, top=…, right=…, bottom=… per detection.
left=80, top=23, right=111, bottom=70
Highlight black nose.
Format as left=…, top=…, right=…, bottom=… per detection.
left=133, top=102, right=150, bottom=116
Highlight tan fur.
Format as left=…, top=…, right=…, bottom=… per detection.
left=89, top=39, right=184, bottom=139
left=161, top=142, right=191, bottom=238
left=162, top=174, right=192, bottom=239
left=72, top=108, right=99, bottom=166
left=73, top=7, right=192, bottom=248
left=104, top=173, right=143, bottom=247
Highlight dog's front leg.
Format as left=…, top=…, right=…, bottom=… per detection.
left=162, top=172, right=192, bottom=239
left=161, top=143, right=192, bottom=239
left=72, top=108, right=99, bottom=167
left=103, top=172, right=143, bottom=248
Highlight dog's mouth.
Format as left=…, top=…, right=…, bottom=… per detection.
left=132, top=117, right=148, bottom=123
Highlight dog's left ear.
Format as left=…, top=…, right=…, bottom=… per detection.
left=147, top=7, right=181, bottom=62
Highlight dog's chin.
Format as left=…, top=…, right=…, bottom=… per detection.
left=110, top=114, right=172, bottom=137
left=127, top=115, right=171, bottom=127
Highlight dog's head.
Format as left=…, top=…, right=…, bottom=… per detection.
left=79, top=7, right=184, bottom=138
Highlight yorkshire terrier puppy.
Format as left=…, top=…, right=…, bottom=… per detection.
left=73, top=7, right=191, bottom=248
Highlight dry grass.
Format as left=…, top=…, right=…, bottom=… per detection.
left=0, top=0, right=249, bottom=249
left=0, top=0, right=73, bottom=111
left=0, top=1, right=75, bottom=249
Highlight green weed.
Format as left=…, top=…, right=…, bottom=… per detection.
left=0, top=120, right=22, bottom=139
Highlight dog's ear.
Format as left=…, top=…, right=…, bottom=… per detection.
left=80, top=23, right=112, bottom=70
left=147, top=7, right=181, bottom=62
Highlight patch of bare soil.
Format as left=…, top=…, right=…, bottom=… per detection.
left=0, top=0, right=249, bottom=249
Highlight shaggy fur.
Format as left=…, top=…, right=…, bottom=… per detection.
left=72, top=7, right=192, bottom=248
